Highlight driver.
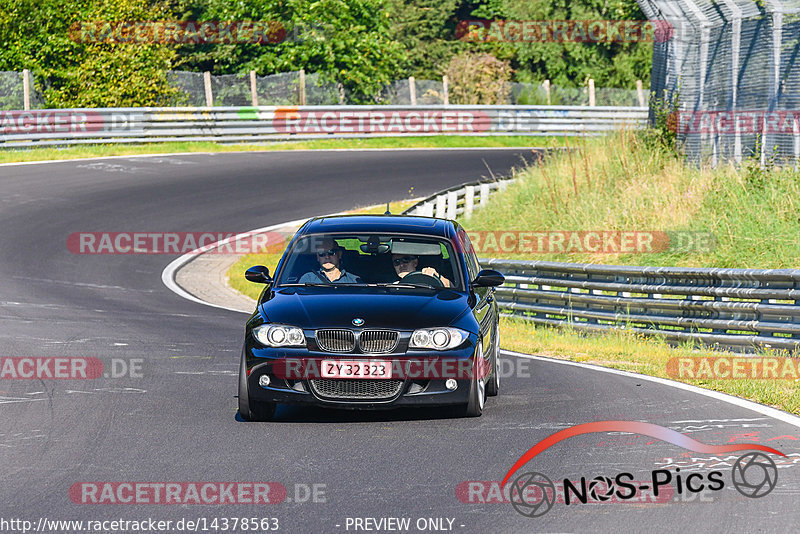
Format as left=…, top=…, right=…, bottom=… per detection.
left=300, top=238, right=362, bottom=284
left=392, top=254, right=451, bottom=287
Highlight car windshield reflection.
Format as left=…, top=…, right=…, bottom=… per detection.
left=274, top=233, right=463, bottom=291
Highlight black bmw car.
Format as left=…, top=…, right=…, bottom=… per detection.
left=238, top=214, right=504, bottom=421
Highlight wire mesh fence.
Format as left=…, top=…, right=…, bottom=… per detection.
left=639, top=0, right=800, bottom=167
left=0, top=68, right=644, bottom=110
left=0, top=71, right=45, bottom=110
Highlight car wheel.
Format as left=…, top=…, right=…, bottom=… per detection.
left=461, top=340, right=486, bottom=417
left=486, top=324, right=500, bottom=397
left=238, top=347, right=276, bottom=422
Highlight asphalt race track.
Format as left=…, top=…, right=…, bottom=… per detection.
left=0, top=149, right=798, bottom=533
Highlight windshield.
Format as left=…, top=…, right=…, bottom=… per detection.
left=274, top=233, right=464, bottom=291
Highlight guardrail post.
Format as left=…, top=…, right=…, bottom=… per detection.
left=442, top=75, right=449, bottom=106
left=203, top=71, right=213, bottom=107
left=22, top=69, right=30, bottom=111
left=446, top=191, right=458, bottom=219
left=249, top=71, right=258, bottom=106
left=409, top=77, right=417, bottom=106
left=636, top=80, right=645, bottom=107
left=479, top=183, right=490, bottom=206
left=435, top=195, right=446, bottom=218
left=588, top=79, right=596, bottom=107
left=299, top=69, right=306, bottom=105
left=543, top=79, right=551, bottom=105
left=464, top=185, right=475, bottom=218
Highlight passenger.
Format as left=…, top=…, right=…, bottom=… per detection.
left=392, top=254, right=451, bottom=287
left=300, top=238, right=362, bottom=284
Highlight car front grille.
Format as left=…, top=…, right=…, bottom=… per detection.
left=358, top=330, right=398, bottom=353
left=309, top=379, right=404, bottom=400
left=316, top=329, right=356, bottom=352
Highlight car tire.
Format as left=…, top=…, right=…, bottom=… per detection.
left=460, top=340, right=486, bottom=417
left=238, top=347, right=276, bottom=422
left=486, top=324, right=500, bottom=397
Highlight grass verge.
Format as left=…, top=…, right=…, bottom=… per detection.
left=460, top=129, right=800, bottom=268
left=0, top=136, right=557, bottom=164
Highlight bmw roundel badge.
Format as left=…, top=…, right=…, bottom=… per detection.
left=352, top=318, right=365, bottom=326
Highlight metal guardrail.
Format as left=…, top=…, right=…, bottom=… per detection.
left=0, top=105, right=647, bottom=148
left=482, top=258, right=800, bottom=352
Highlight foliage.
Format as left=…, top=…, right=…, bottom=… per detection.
left=174, top=0, right=406, bottom=103
left=444, top=51, right=512, bottom=104
left=0, top=0, right=180, bottom=107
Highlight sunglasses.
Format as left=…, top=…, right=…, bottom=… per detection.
left=316, top=249, right=339, bottom=257
left=393, top=256, right=416, bottom=266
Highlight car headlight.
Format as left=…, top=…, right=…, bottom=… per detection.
left=409, top=327, right=468, bottom=350
left=253, top=324, right=306, bottom=347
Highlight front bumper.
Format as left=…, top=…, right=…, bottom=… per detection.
left=243, top=338, right=478, bottom=409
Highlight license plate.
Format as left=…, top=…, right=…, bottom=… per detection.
left=321, top=360, right=392, bottom=379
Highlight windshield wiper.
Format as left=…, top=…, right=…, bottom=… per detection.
left=377, top=283, right=437, bottom=289
left=279, top=283, right=334, bottom=287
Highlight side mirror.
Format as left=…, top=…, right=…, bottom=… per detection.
left=245, top=265, right=272, bottom=284
left=471, top=269, right=505, bottom=288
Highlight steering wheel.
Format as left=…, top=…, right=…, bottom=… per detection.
left=401, top=271, right=444, bottom=288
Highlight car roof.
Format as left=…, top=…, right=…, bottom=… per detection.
left=298, top=214, right=457, bottom=239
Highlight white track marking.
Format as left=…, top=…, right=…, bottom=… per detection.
left=161, top=217, right=312, bottom=314
left=0, top=147, right=542, bottom=168
left=502, top=349, right=800, bottom=429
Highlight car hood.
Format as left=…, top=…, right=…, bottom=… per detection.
left=260, top=287, right=472, bottom=331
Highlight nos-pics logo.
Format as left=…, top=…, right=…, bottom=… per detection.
left=501, top=421, right=783, bottom=518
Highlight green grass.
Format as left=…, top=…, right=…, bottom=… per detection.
left=460, top=130, right=800, bottom=268
left=0, top=136, right=558, bottom=164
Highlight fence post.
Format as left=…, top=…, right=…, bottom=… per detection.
left=203, top=71, right=213, bottom=107
left=446, top=191, right=457, bottom=219
left=464, top=185, right=475, bottom=218
left=249, top=71, right=258, bottom=106
left=299, top=69, right=306, bottom=105
left=22, top=69, right=30, bottom=111
left=636, top=80, right=645, bottom=107
left=479, top=183, right=490, bottom=206
left=442, top=75, right=449, bottom=105
left=337, top=82, right=345, bottom=104
left=409, top=76, right=417, bottom=106
left=543, top=79, right=551, bottom=105
left=435, top=195, right=446, bottom=218
left=588, top=79, right=596, bottom=106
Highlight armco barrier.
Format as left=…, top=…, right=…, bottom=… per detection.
left=0, top=105, right=647, bottom=148
left=482, top=258, right=800, bottom=352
